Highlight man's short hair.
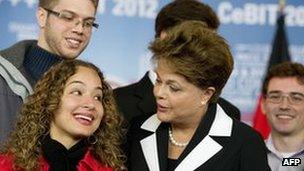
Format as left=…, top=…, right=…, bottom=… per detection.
left=155, top=0, right=219, bottom=37
left=39, top=0, right=99, bottom=11
left=262, top=62, right=304, bottom=95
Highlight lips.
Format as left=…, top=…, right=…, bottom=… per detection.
left=157, top=103, right=169, bottom=113
left=74, top=113, right=94, bottom=126
left=276, top=114, right=294, bottom=120
left=66, top=37, right=82, bottom=48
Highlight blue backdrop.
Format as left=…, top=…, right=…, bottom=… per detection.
left=1, top=0, right=304, bottom=123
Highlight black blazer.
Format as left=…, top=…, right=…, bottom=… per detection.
left=114, top=72, right=241, bottom=122
left=125, top=104, right=270, bottom=171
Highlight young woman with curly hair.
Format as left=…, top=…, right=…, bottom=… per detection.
left=0, top=60, right=125, bottom=170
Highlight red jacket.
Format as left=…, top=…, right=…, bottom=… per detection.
left=0, top=150, right=113, bottom=171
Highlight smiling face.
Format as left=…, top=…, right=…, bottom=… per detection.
left=50, top=66, right=104, bottom=148
left=37, top=0, right=96, bottom=59
left=262, top=77, right=304, bottom=137
left=153, top=60, right=214, bottom=126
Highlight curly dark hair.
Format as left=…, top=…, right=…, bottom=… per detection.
left=150, top=21, right=234, bottom=103
left=155, top=0, right=219, bottom=37
left=1, top=60, right=125, bottom=170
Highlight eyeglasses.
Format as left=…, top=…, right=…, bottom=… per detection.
left=43, top=8, right=99, bottom=30
left=266, top=92, right=304, bottom=105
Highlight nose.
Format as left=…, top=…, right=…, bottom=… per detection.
left=153, top=84, right=166, bottom=100
left=279, top=96, right=290, bottom=110
left=82, top=96, right=95, bottom=110
left=72, top=20, right=85, bottom=34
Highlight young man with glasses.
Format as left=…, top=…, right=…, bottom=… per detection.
left=261, top=62, right=304, bottom=171
left=0, top=0, right=99, bottom=143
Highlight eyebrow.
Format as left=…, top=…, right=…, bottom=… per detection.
left=155, top=71, right=181, bottom=86
left=61, top=9, right=96, bottom=20
left=67, top=80, right=102, bottom=91
left=267, top=90, right=281, bottom=94
left=268, top=91, right=304, bottom=95
left=167, top=80, right=180, bottom=86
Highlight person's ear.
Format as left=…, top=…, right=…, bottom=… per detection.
left=37, top=7, right=48, bottom=28
left=160, top=31, right=167, bottom=40
left=200, top=87, right=215, bottom=106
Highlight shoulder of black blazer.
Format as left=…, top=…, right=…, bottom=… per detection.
left=114, top=72, right=156, bottom=122
left=217, top=97, right=241, bottom=121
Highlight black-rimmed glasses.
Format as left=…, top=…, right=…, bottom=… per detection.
left=266, top=92, right=304, bottom=105
left=43, top=8, right=99, bottom=30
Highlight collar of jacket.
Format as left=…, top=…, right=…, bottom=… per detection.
left=139, top=104, right=233, bottom=171
left=0, top=40, right=37, bottom=69
left=0, top=40, right=37, bottom=99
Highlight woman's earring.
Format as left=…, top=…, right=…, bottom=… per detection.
left=201, top=99, right=207, bottom=106
left=87, top=135, right=98, bottom=145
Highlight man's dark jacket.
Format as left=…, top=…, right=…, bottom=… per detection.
left=0, top=40, right=37, bottom=143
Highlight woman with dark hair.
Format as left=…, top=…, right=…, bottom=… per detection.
left=0, top=60, right=125, bottom=170
left=126, top=21, right=270, bottom=171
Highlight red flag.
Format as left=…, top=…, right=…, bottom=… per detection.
left=252, top=11, right=291, bottom=139
left=252, top=96, right=271, bottom=139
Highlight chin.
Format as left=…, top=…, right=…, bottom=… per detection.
left=157, top=113, right=171, bottom=123
left=275, top=127, right=293, bottom=135
left=73, top=129, right=95, bottom=138
left=62, top=52, right=81, bottom=59
left=61, top=46, right=84, bottom=57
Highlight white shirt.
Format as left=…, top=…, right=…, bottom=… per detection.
left=265, top=135, right=304, bottom=171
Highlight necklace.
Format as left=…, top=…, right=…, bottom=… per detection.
left=168, top=127, right=189, bottom=147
